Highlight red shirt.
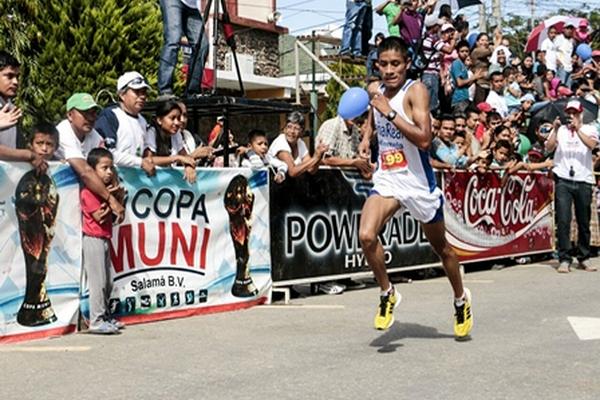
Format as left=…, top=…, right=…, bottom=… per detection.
left=475, top=123, right=486, bottom=143
left=81, top=188, right=112, bottom=239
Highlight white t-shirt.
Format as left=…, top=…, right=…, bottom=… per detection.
left=111, top=107, right=147, bottom=167
left=485, top=90, right=509, bottom=118
left=0, top=98, right=17, bottom=149
left=555, top=34, right=573, bottom=73
left=268, top=134, right=309, bottom=166
left=541, top=37, right=558, bottom=72
left=552, top=124, right=598, bottom=184
left=55, top=119, right=103, bottom=160
left=143, top=126, right=184, bottom=157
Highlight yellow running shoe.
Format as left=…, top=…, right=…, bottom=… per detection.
left=374, top=288, right=401, bottom=330
left=454, top=288, right=473, bottom=340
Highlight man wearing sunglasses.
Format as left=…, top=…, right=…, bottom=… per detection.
left=95, top=71, right=155, bottom=177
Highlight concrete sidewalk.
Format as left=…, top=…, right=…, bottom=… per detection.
left=2, top=259, right=600, bottom=400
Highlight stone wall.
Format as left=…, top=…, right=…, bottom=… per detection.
left=216, top=25, right=280, bottom=77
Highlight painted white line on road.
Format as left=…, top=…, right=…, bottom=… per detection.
left=0, top=346, right=91, bottom=352
left=568, top=317, right=600, bottom=341
left=259, top=305, right=345, bottom=310
left=413, top=279, right=494, bottom=284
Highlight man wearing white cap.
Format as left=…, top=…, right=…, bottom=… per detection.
left=95, top=71, right=155, bottom=176
left=56, top=93, right=124, bottom=221
left=545, top=100, right=598, bottom=273
left=421, top=18, right=456, bottom=112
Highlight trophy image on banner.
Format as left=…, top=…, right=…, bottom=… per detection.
left=224, top=175, right=258, bottom=298
left=14, top=170, right=59, bottom=326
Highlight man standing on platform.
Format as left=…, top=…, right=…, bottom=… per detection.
left=158, top=0, right=209, bottom=96
left=339, top=0, right=373, bottom=57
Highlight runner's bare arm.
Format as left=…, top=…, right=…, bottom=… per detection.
left=370, top=82, right=432, bottom=150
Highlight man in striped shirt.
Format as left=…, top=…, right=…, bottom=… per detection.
left=420, top=18, right=456, bottom=112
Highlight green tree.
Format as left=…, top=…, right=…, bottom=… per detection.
left=0, top=0, right=162, bottom=127
left=0, top=1, right=42, bottom=122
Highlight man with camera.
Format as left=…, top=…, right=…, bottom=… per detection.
left=545, top=100, right=599, bottom=273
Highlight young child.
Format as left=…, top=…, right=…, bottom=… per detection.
left=81, top=148, right=124, bottom=334
left=29, top=122, right=59, bottom=161
left=240, top=129, right=287, bottom=183
left=490, top=139, right=524, bottom=176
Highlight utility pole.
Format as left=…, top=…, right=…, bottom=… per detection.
left=529, top=0, right=535, bottom=30
left=492, top=0, right=502, bottom=29
left=478, top=2, right=486, bottom=33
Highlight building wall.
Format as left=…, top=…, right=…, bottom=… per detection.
left=237, top=0, right=272, bottom=23
left=216, top=25, right=280, bottom=77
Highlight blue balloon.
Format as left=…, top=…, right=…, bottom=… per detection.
left=576, top=43, right=592, bottom=61
left=338, top=87, right=370, bottom=120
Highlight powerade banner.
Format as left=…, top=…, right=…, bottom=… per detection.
left=109, top=167, right=271, bottom=324
left=270, top=168, right=439, bottom=282
left=443, top=170, right=554, bottom=261
left=0, top=162, right=81, bottom=343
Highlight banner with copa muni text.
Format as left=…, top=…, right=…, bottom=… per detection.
left=0, top=162, right=81, bottom=343
left=443, top=170, right=554, bottom=261
left=108, top=167, right=271, bottom=323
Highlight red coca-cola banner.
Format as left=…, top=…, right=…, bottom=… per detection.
left=443, top=171, right=554, bottom=262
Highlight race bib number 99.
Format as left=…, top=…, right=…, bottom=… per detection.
left=380, top=149, right=408, bottom=171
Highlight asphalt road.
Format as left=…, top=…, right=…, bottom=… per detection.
left=2, top=259, right=600, bottom=400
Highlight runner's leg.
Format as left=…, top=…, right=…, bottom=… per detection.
left=421, top=220, right=464, bottom=298
left=359, top=195, right=401, bottom=291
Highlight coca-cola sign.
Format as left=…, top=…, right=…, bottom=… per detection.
left=444, top=171, right=554, bottom=261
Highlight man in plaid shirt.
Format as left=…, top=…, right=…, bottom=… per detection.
left=316, top=113, right=373, bottom=179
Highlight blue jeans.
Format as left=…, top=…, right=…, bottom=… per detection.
left=554, top=177, right=593, bottom=263
left=158, top=0, right=209, bottom=94
left=340, top=1, right=371, bottom=56
left=422, top=72, right=440, bottom=112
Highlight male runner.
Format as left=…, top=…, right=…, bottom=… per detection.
left=358, top=37, right=473, bottom=340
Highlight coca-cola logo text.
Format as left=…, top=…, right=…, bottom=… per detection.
left=463, top=175, right=536, bottom=229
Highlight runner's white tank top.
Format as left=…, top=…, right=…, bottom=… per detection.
left=373, top=79, right=437, bottom=193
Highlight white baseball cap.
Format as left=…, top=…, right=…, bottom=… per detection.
left=565, top=99, right=583, bottom=113
left=441, top=23, right=455, bottom=33
left=425, top=14, right=441, bottom=28
left=117, top=71, right=150, bottom=92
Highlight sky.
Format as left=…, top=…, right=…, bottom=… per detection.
left=274, top=0, right=600, bottom=39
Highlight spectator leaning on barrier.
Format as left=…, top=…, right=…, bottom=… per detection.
left=95, top=71, right=156, bottom=176
left=176, top=100, right=214, bottom=164
left=239, top=129, right=287, bottom=183
left=143, top=99, right=197, bottom=183
left=55, top=93, right=125, bottom=221
left=316, top=113, right=373, bottom=179
left=267, top=111, right=328, bottom=178
left=0, top=51, right=48, bottom=174
left=545, top=100, right=599, bottom=273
